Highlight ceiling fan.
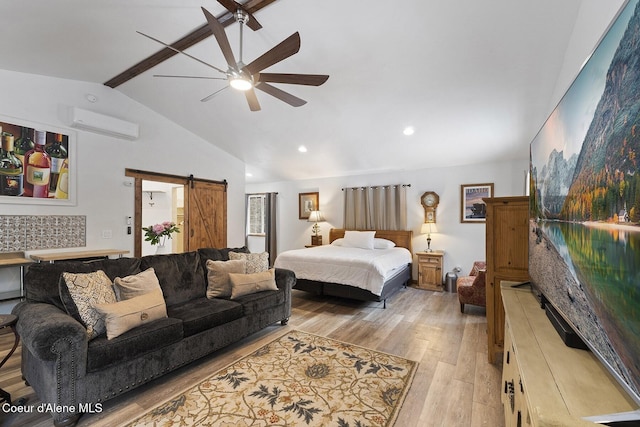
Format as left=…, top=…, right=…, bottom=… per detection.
left=139, top=0, right=329, bottom=111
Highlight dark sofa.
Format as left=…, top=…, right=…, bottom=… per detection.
left=12, top=247, right=295, bottom=427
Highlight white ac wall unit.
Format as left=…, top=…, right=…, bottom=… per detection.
left=69, top=107, right=139, bottom=140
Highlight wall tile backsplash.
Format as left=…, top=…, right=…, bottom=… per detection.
left=0, top=215, right=86, bottom=252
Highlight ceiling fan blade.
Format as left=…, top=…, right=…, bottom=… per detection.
left=244, top=32, right=301, bottom=75
left=201, top=86, right=229, bottom=102
left=201, top=7, right=237, bottom=71
left=216, top=0, right=262, bottom=31
left=137, top=31, right=226, bottom=75
left=256, top=73, right=329, bottom=86
left=255, top=82, right=306, bottom=107
left=245, top=88, right=261, bottom=111
left=153, top=74, right=226, bottom=80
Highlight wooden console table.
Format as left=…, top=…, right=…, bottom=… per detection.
left=0, top=252, right=33, bottom=302
left=501, top=281, right=636, bottom=426
left=30, top=249, right=129, bottom=263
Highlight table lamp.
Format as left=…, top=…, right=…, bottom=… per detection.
left=308, top=210, right=326, bottom=245
left=421, top=222, right=438, bottom=252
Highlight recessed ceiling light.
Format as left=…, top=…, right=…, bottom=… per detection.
left=245, top=172, right=253, bottom=177
left=403, top=126, right=415, bottom=136
left=298, top=146, right=308, bottom=153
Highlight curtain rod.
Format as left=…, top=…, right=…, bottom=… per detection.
left=341, top=184, right=411, bottom=191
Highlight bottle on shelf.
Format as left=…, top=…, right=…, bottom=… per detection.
left=14, top=126, right=34, bottom=165
left=54, top=158, right=69, bottom=199
left=23, top=130, right=51, bottom=198
left=0, top=129, right=24, bottom=196
left=45, top=133, right=68, bottom=193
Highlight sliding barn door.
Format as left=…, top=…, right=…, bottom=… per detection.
left=185, top=180, right=227, bottom=251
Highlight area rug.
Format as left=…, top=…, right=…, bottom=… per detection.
left=126, top=330, right=418, bottom=426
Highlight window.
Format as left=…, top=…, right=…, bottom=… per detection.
left=247, top=194, right=266, bottom=235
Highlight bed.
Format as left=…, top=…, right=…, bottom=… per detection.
left=274, top=229, right=413, bottom=307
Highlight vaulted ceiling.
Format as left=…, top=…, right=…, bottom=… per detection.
left=0, top=0, right=623, bottom=183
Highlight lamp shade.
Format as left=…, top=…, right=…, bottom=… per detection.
left=421, top=222, right=438, bottom=234
left=308, top=211, right=326, bottom=223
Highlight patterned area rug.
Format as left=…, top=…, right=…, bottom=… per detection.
left=127, top=330, right=418, bottom=426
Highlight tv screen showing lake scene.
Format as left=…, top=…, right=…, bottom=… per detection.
left=529, top=0, right=640, bottom=406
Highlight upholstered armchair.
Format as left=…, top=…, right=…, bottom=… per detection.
left=457, top=261, right=487, bottom=313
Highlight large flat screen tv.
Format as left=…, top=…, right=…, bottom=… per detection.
left=529, top=0, right=640, bottom=420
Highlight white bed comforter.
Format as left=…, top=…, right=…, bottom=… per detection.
left=274, top=245, right=412, bottom=296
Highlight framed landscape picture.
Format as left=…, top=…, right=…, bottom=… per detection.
left=299, top=192, right=319, bottom=219
left=0, top=115, right=76, bottom=205
left=460, top=183, right=493, bottom=223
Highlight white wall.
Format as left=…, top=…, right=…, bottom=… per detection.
left=0, top=70, right=247, bottom=312
left=247, top=157, right=529, bottom=280
left=547, top=0, right=626, bottom=114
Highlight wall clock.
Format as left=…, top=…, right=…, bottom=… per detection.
left=421, top=191, right=439, bottom=223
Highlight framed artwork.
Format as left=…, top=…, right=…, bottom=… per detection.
left=0, top=115, right=76, bottom=205
left=460, top=183, right=493, bottom=223
left=299, top=192, right=319, bottom=219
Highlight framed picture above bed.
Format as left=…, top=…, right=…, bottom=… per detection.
left=299, top=192, right=319, bottom=219
left=460, top=183, right=493, bottom=223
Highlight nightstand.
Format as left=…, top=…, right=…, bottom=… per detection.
left=415, top=251, right=444, bottom=291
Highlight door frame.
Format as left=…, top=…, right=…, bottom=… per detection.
left=125, top=169, right=227, bottom=257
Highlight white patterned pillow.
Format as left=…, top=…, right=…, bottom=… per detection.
left=228, top=251, right=269, bottom=273
left=61, top=270, right=117, bottom=340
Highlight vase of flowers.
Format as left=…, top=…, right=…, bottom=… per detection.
left=143, top=221, right=180, bottom=254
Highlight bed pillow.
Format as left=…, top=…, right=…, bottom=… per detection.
left=60, top=270, right=117, bottom=340
left=205, top=259, right=246, bottom=298
left=343, top=230, right=376, bottom=249
left=228, top=251, right=269, bottom=273
left=374, top=238, right=396, bottom=249
left=228, top=269, right=278, bottom=299
left=113, top=267, right=162, bottom=301
left=331, top=238, right=345, bottom=246
left=94, top=289, right=167, bottom=340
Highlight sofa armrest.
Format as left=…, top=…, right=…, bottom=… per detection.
left=275, top=268, right=295, bottom=321
left=13, top=301, right=88, bottom=362
left=274, top=268, right=296, bottom=291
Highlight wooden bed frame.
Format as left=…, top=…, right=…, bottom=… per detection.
left=293, top=228, right=413, bottom=308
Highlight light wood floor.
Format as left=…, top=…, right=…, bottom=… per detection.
left=0, top=288, right=505, bottom=427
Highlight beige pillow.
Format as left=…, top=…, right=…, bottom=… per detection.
left=94, top=289, right=167, bottom=340
left=205, top=259, right=246, bottom=299
left=228, top=251, right=269, bottom=273
left=113, top=267, right=162, bottom=300
left=228, top=269, right=278, bottom=299
left=61, top=270, right=117, bottom=340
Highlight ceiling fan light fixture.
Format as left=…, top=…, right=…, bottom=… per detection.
left=230, top=77, right=253, bottom=91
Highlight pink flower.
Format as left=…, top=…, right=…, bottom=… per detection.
left=152, top=224, right=165, bottom=235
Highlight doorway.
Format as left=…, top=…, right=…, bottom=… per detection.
left=141, top=181, right=184, bottom=256
left=126, top=169, right=227, bottom=257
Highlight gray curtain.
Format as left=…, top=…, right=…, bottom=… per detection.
left=343, top=185, right=408, bottom=230
left=264, top=192, right=277, bottom=266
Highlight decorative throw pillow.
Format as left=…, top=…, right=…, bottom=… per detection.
left=60, top=270, right=117, bottom=340
left=228, top=269, right=278, bottom=299
left=228, top=251, right=269, bottom=273
left=113, top=267, right=162, bottom=301
left=374, top=238, right=396, bottom=249
left=343, top=230, right=376, bottom=249
left=94, top=289, right=167, bottom=340
left=205, top=259, right=246, bottom=299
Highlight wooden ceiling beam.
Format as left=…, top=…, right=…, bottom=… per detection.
left=104, top=0, right=278, bottom=88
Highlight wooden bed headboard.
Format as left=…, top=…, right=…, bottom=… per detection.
left=329, top=229, right=413, bottom=253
